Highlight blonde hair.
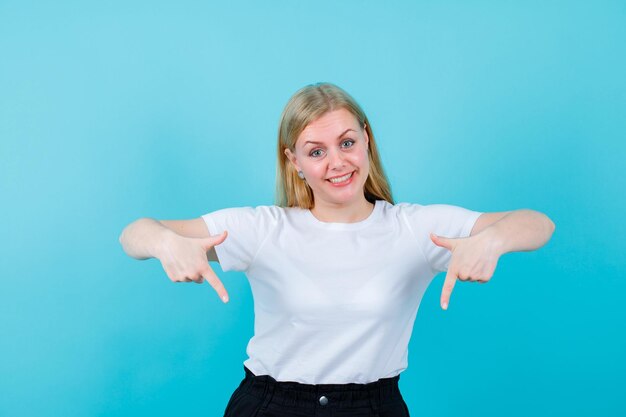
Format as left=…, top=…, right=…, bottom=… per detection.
left=276, top=82, right=394, bottom=208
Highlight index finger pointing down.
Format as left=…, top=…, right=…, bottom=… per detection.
left=202, top=266, right=229, bottom=303
left=441, top=269, right=458, bottom=310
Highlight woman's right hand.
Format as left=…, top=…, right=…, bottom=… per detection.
left=157, top=231, right=230, bottom=303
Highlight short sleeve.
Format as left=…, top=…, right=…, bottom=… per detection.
left=201, top=206, right=280, bottom=272
left=400, top=203, right=483, bottom=273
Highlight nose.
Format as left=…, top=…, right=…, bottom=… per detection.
left=328, top=148, right=346, bottom=170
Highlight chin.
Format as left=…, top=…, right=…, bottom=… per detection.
left=323, top=190, right=366, bottom=206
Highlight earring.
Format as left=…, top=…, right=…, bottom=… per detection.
left=297, top=170, right=305, bottom=179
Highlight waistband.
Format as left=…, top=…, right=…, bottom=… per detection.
left=239, top=365, right=403, bottom=409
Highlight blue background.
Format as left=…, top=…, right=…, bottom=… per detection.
left=1, top=1, right=624, bottom=416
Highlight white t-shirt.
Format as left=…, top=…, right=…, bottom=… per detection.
left=202, top=199, right=482, bottom=384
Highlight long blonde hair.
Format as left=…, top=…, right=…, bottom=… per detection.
left=276, top=82, right=394, bottom=208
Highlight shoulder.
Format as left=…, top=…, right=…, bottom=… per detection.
left=379, top=201, right=424, bottom=217
left=389, top=202, right=473, bottom=216
left=201, top=205, right=286, bottom=231
left=383, top=201, right=481, bottom=227
left=204, top=204, right=284, bottom=218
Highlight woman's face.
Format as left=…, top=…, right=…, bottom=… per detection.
left=285, top=108, right=370, bottom=208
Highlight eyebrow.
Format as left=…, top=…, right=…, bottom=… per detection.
left=303, top=129, right=356, bottom=147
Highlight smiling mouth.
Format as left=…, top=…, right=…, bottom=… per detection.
left=327, top=171, right=354, bottom=184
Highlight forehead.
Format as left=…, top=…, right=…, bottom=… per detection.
left=297, top=108, right=359, bottom=146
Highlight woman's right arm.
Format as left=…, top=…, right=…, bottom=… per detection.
left=119, top=218, right=230, bottom=303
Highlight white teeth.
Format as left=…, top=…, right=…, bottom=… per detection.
left=329, top=172, right=353, bottom=183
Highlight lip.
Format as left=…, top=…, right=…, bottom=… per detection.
left=327, top=171, right=355, bottom=187
left=326, top=171, right=355, bottom=180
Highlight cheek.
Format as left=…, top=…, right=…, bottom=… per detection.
left=303, top=163, right=324, bottom=178
left=355, top=151, right=370, bottom=170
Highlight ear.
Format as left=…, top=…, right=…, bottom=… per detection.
left=284, top=147, right=301, bottom=172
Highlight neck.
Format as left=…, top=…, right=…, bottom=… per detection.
left=310, top=197, right=375, bottom=223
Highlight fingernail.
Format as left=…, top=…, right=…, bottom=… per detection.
left=442, top=302, right=448, bottom=310
left=222, top=295, right=229, bottom=303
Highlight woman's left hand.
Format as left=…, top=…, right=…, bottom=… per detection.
left=429, top=231, right=503, bottom=311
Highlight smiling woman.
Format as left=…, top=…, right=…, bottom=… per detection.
left=276, top=84, right=393, bottom=216
left=283, top=108, right=373, bottom=223
left=119, top=82, right=555, bottom=417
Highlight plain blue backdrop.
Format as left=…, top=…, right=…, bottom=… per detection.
left=1, top=1, right=624, bottom=416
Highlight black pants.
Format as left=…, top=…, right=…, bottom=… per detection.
left=223, top=365, right=411, bottom=417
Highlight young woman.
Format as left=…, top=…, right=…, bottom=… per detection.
left=119, top=83, right=555, bottom=417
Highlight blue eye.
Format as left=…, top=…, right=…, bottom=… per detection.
left=310, top=149, right=323, bottom=157
left=341, top=139, right=355, bottom=148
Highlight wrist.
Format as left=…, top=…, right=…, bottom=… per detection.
left=154, top=225, right=179, bottom=259
left=480, top=225, right=507, bottom=256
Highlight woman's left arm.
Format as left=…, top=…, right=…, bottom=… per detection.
left=430, top=209, right=556, bottom=310
left=470, top=209, right=556, bottom=252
